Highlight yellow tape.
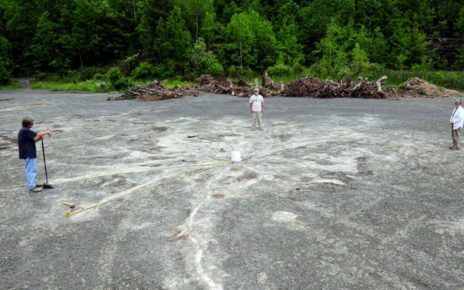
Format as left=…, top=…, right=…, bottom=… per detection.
left=61, top=201, right=76, bottom=208
left=0, top=161, right=230, bottom=192
left=53, top=160, right=230, bottom=185
left=68, top=160, right=231, bottom=217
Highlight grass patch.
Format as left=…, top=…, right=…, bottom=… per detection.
left=0, top=81, right=21, bottom=89
left=361, top=69, right=464, bottom=91
left=31, top=80, right=110, bottom=92
left=161, top=79, right=194, bottom=88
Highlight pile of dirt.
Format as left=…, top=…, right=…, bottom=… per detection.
left=400, top=77, right=462, bottom=98
left=284, top=76, right=387, bottom=99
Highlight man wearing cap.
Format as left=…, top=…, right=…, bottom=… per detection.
left=18, top=117, right=51, bottom=192
left=249, top=88, right=264, bottom=130
left=449, top=99, right=464, bottom=150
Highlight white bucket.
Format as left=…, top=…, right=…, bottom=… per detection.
left=231, top=151, right=241, bottom=162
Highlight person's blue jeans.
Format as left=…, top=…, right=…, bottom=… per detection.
left=25, top=158, right=37, bottom=189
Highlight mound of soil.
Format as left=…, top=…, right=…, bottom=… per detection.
left=400, top=77, right=462, bottom=98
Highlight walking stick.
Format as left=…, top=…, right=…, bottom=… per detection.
left=41, top=139, right=53, bottom=189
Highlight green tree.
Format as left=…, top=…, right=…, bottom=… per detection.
left=153, top=7, right=193, bottom=76
left=351, top=42, right=370, bottom=75
left=27, top=11, right=63, bottom=72
left=315, top=20, right=352, bottom=77
left=175, top=0, right=214, bottom=41
left=0, top=0, right=42, bottom=75
left=272, top=0, right=299, bottom=27
left=390, top=25, right=430, bottom=69
left=456, top=6, right=464, bottom=36
left=0, top=35, right=11, bottom=84
left=200, top=11, right=220, bottom=48
left=275, top=21, right=304, bottom=67
left=222, top=10, right=277, bottom=72
left=298, top=0, right=355, bottom=62
left=137, top=0, right=174, bottom=55
left=355, top=26, right=389, bottom=65
left=453, top=47, right=464, bottom=70
left=191, top=38, right=224, bottom=77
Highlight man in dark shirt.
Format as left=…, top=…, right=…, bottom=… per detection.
left=18, top=117, right=51, bottom=192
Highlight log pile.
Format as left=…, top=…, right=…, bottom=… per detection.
left=283, top=76, right=388, bottom=99
left=197, top=75, right=252, bottom=96
left=108, top=74, right=461, bottom=102
left=107, top=80, right=197, bottom=101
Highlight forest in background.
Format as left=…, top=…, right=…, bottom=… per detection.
left=1, top=0, right=464, bottom=90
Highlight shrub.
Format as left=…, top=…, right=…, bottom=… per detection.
left=120, top=53, right=140, bottom=75
left=131, top=62, right=157, bottom=80
left=105, top=67, right=128, bottom=90
left=0, top=64, right=11, bottom=85
left=227, top=65, right=254, bottom=79
left=191, top=39, right=224, bottom=77
left=267, top=63, right=293, bottom=77
left=78, top=67, right=106, bottom=80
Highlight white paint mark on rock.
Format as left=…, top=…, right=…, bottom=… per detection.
left=270, top=211, right=308, bottom=231
left=429, top=218, right=464, bottom=237
left=272, top=211, right=298, bottom=223
left=311, top=179, right=346, bottom=186
left=257, top=272, right=268, bottom=284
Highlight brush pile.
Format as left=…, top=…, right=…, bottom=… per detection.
left=108, top=74, right=461, bottom=101
left=107, top=80, right=197, bottom=101
left=197, top=75, right=252, bottom=96
left=283, top=76, right=388, bottom=99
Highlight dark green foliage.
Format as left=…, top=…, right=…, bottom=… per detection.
left=1, top=0, right=464, bottom=81
left=153, top=7, right=193, bottom=77
left=0, top=35, right=11, bottom=84
left=131, top=62, right=157, bottom=80
left=105, top=67, right=128, bottom=90
left=191, top=39, right=224, bottom=77
left=222, top=10, right=277, bottom=72
left=453, top=48, right=464, bottom=70
left=267, top=63, right=293, bottom=77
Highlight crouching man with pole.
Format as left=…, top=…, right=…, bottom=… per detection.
left=449, top=99, right=464, bottom=150
left=18, top=116, right=51, bottom=192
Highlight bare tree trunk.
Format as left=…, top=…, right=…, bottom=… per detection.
left=375, top=75, right=388, bottom=92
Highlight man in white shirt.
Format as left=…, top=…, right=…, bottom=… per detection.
left=449, top=99, right=464, bottom=150
left=249, top=88, right=264, bottom=130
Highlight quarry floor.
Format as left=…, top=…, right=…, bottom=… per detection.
left=0, top=89, right=463, bottom=289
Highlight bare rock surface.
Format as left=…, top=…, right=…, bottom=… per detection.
left=1, top=90, right=464, bottom=289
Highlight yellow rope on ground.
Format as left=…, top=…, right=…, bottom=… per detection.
left=0, top=160, right=230, bottom=191
left=67, top=160, right=231, bottom=217
left=53, top=160, right=230, bottom=184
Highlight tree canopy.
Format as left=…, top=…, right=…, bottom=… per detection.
left=0, top=0, right=463, bottom=82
